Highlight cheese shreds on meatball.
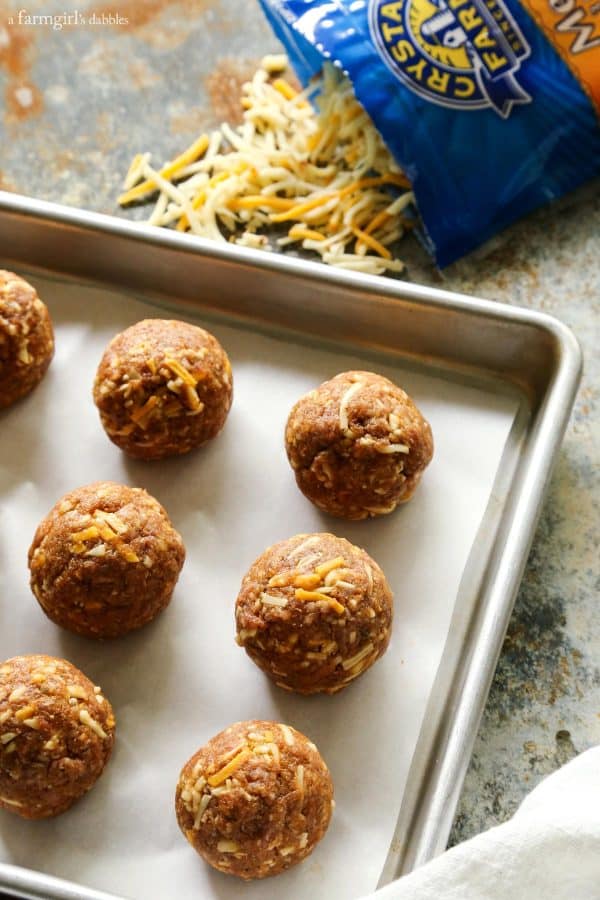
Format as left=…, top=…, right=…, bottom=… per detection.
left=0, top=271, right=54, bottom=409
left=236, top=533, right=393, bottom=694
left=93, top=319, right=233, bottom=461
left=28, top=481, right=185, bottom=639
left=0, top=655, right=115, bottom=819
left=285, top=371, right=433, bottom=520
left=175, top=720, right=333, bottom=879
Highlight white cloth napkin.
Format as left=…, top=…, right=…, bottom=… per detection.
left=369, top=746, right=600, bottom=900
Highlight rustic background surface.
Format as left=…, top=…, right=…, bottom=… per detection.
left=1, top=0, right=598, bottom=860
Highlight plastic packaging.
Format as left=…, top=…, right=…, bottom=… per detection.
left=258, top=0, right=600, bottom=266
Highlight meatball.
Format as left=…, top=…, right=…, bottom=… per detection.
left=93, top=318, right=232, bottom=460
left=0, top=270, right=54, bottom=409
left=285, top=370, right=433, bottom=519
left=175, top=720, right=333, bottom=879
left=235, top=533, right=393, bottom=694
left=0, top=654, right=115, bottom=819
left=28, top=481, right=185, bottom=639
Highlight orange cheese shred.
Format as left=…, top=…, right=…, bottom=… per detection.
left=339, top=173, right=409, bottom=199
left=288, top=225, right=326, bottom=242
left=295, top=588, right=333, bottom=603
left=273, top=78, right=298, bottom=100
left=352, top=226, right=392, bottom=260
left=269, top=193, right=336, bottom=223
left=130, top=394, right=159, bottom=427
left=328, top=599, right=346, bottom=615
left=164, top=358, right=197, bottom=387
left=314, top=557, right=345, bottom=578
left=364, top=209, right=392, bottom=235
left=70, top=526, right=100, bottom=543
left=293, top=573, right=322, bottom=589
left=207, top=748, right=251, bottom=786
left=118, top=134, right=210, bottom=205
left=228, top=195, right=297, bottom=212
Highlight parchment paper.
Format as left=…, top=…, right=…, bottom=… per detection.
left=0, top=275, right=520, bottom=900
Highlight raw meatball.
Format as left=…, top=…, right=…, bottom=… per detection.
left=235, top=533, right=393, bottom=694
left=0, top=271, right=54, bottom=409
left=29, top=481, right=185, bottom=639
left=285, top=370, right=433, bottom=519
left=93, top=318, right=232, bottom=460
left=175, top=720, right=333, bottom=879
left=0, top=654, right=115, bottom=819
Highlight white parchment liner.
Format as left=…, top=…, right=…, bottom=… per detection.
left=0, top=275, right=519, bottom=899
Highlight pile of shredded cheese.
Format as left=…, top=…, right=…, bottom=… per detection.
left=118, top=56, right=414, bottom=275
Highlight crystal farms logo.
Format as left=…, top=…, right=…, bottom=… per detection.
left=369, top=0, right=533, bottom=117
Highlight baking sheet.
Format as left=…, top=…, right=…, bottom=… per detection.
left=0, top=274, right=519, bottom=900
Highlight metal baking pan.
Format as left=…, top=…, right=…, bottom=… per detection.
left=0, top=191, right=581, bottom=900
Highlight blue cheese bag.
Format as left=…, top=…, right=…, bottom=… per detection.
left=258, top=0, right=600, bottom=266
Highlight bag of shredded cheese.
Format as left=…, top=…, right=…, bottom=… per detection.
left=258, top=0, right=600, bottom=266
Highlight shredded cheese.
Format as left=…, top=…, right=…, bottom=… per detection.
left=118, top=135, right=210, bottom=204
left=352, top=226, right=392, bottom=260
left=339, top=380, right=364, bottom=433
left=280, top=724, right=295, bottom=746
left=118, top=60, right=413, bottom=275
left=207, top=748, right=251, bottom=786
left=328, top=598, right=346, bottom=615
left=293, top=573, right=321, bottom=589
left=342, top=642, right=374, bottom=671
left=314, top=557, right=345, bottom=578
left=294, top=588, right=332, bottom=603
left=259, top=592, right=288, bottom=608
left=164, top=358, right=198, bottom=387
